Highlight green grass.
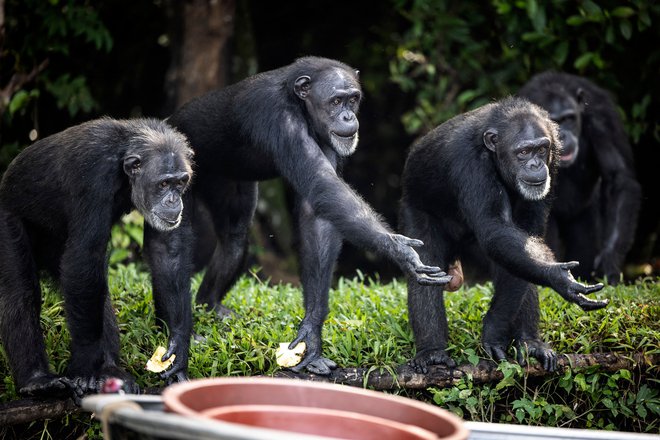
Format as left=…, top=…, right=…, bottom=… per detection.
left=1, top=264, right=659, bottom=437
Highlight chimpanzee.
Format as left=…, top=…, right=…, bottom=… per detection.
left=167, top=56, right=451, bottom=375
left=0, top=118, right=194, bottom=400
left=518, top=72, right=641, bottom=283
left=399, top=97, right=608, bottom=373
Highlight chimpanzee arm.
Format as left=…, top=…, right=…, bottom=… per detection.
left=458, top=179, right=606, bottom=310
left=276, top=127, right=450, bottom=286
left=591, top=135, right=642, bottom=279
left=143, top=202, right=194, bottom=383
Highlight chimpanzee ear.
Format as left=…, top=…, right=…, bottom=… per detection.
left=354, top=69, right=360, bottom=78
left=123, top=154, right=141, bottom=176
left=294, top=75, right=311, bottom=99
left=483, top=128, right=498, bottom=152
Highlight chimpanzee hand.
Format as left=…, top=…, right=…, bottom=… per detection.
left=548, top=261, right=608, bottom=311
left=387, top=234, right=453, bottom=286
left=160, top=336, right=189, bottom=384
left=288, top=322, right=337, bottom=375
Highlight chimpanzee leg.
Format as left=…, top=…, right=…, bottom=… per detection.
left=511, top=288, right=557, bottom=371
left=143, top=195, right=194, bottom=383
left=400, top=204, right=456, bottom=374
left=482, top=268, right=523, bottom=362
left=0, top=209, right=68, bottom=396
left=287, top=198, right=342, bottom=375
left=482, top=267, right=551, bottom=367
left=563, top=208, right=600, bottom=282
left=195, top=179, right=258, bottom=316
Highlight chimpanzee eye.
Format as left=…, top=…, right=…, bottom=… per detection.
left=349, top=96, right=357, bottom=105
left=332, top=98, right=341, bottom=106
left=159, top=180, right=169, bottom=188
left=539, top=147, right=547, bottom=155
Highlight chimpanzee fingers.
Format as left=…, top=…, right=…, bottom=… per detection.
left=162, top=340, right=178, bottom=362
left=580, top=282, right=605, bottom=295
left=391, top=233, right=424, bottom=248
left=483, top=343, right=508, bottom=362
left=559, top=261, right=580, bottom=271
left=288, top=334, right=306, bottom=350
left=160, top=363, right=189, bottom=382
left=304, top=357, right=337, bottom=375
left=162, top=369, right=188, bottom=384
left=576, top=295, right=609, bottom=311
left=415, top=272, right=453, bottom=286
left=414, top=264, right=445, bottom=275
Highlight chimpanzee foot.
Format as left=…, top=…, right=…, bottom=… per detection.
left=18, top=372, right=70, bottom=397
left=66, top=366, right=138, bottom=404
left=515, top=339, right=557, bottom=372
left=409, top=349, right=456, bottom=374
left=483, top=341, right=509, bottom=364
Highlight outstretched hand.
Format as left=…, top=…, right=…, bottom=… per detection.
left=550, top=261, right=608, bottom=311
left=160, top=337, right=189, bottom=384
left=388, top=234, right=453, bottom=286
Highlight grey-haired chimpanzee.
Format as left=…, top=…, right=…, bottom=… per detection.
left=167, top=56, right=451, bottom=375
left=399, top=97, right=608, bottom=374
left=518, top=72, right=641, bottom=283
left=0, top=118, right=194, bottom=400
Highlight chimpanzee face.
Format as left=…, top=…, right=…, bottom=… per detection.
left=484, top=113, right=559, bottom=201
left=123, top=133, right=193, bottom=231
left=543, top=91, right=583, bottom=168
left=294, top=68, right=362, bottom=157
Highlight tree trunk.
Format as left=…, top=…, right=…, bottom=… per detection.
left=164, top=0, right=236, bottom=113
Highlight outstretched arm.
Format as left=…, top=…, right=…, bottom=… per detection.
left=276, top=129, right=451, bottom=286
left=460, top=183, right=606, bottom=310
left=143, top=206, right=194, bottom=383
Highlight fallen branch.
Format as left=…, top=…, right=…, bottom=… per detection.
left=0, top=351, right=657, bottom=426
left=273, top=351, right=660, bottom=389
left=0, top=396, right=78, bottom=426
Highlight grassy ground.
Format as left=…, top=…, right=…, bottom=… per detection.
left=1, top=264, right=659, bottom=437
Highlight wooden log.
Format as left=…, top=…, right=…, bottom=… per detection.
left=0, top=351, right=657, bottom=426
left=274, top=351, right=660, bottom=390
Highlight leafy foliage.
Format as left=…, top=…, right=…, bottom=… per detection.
left=1, top=267, right=658, bottom=436
left=389, top=0, right=660, bottom=145
left=2, top=0, right=112, bottom=120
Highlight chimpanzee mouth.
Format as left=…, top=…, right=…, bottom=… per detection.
left=517, top=177, right=550, bottom=201
left=522, top=179, right=546, bottom=186
left=330, top=132, right=359, bottom=156
left=560, top=151, right=574, bottom=162
left=149, top=211, right=183, bottom=231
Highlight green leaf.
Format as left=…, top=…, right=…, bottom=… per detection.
left=566, top=15, right=585, bottom=26
left=582, top=1, right=603, bottom=19
left=611, top=7, right=635, bottom=18
left=620, top=20, right=632, bottom=39
left=574, top=52, right=593, bottom=70
left=8, top=90, right=29, bottom=115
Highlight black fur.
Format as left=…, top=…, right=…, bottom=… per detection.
left=0, top=117, right=194, bottom=401
left=399, top=97, right=607, bottom=374
left=167, top=56, right=451, bottom=375
left=518, top=72, right=641, bottom=283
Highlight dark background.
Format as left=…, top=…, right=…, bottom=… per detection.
left=1, top=0, right=658, bottom=283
